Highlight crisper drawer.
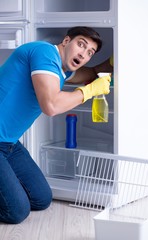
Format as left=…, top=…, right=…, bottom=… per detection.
left=40, top=147, right=79, bottom=179
left=0, top=25, right=27, bottom=49
left=40, top=146, right=116, bottom=204
left=40, top=145, right=113, bottom=180
left=0, top=0, right=28, bottom=20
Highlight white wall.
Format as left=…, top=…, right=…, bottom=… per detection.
left=117, top=0, right=148, bottom=159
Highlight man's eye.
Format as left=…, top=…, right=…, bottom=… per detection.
left=88, top=51, right=93, bottom=57
left=78, top=41, right=84, bottom=48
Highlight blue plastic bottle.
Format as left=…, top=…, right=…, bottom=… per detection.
left=65, top=114, right=77, bottom=148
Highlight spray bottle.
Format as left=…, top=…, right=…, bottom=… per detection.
left=92, top=73, right=110, bottom=123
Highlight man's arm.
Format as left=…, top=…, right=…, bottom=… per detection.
left=67, top=58, right=113, bottom=84
left=32, top=74, right=83, bottom=116
left=32, top=72, right=111, bottom=116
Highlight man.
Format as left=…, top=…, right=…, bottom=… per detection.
left=0, top=26, right=112, bottom=224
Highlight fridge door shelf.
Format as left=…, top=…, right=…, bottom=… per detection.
left=0, top=40, right=16, bottom=49
left=0, top=27, right=27, bottom=49
left=0, top=0, right=29, bottom=21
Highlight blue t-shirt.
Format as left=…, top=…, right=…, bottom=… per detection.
left=0, top=41, right=73, bottom=143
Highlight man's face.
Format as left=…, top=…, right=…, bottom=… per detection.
left=62, top=35, right=97, bottom=72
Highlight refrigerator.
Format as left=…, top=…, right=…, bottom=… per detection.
left=1, top=0, right=148, bottom=204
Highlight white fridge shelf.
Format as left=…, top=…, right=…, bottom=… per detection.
left=41, top=138, right=113, bottom=153
left=0, top=40, right=16, bottom=49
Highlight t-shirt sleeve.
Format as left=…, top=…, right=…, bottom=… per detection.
left=65, top=71, right=76, bottom=81
left=30, top=44, right=61, bottom=80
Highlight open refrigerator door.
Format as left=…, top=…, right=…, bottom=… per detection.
left=0, top=0, right=31, bottom=147
left=0, top=0, right=31, bottom=65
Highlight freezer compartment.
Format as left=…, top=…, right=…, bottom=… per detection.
left=0, top=0, right=29, bottom=21
left=34, top=0, right=116, bottom=26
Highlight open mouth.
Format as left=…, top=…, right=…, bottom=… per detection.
left=73, top=58, right=80, bottom=65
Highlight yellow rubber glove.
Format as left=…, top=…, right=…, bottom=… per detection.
left=76, top=75, right=111, bottom=103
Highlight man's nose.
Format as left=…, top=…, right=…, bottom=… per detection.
left=78, top=51, right=85, bottom=59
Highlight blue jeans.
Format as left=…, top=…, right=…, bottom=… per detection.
left=0, top=141, right=52, bottom=224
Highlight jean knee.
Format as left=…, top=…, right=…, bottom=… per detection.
left=41, top=186, right=53, bottom=209
left=7, top=199, right=30, bottom=224
left=31, top=185, right=52, bottom=211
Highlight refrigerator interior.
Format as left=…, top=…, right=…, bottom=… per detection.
left=32, top=25, right=114, bottom=202
left=34, top=26, right=114, bottom=154
left=30, top=0, right=116, bottom=202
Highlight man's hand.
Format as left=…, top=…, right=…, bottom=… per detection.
left=75, top=75, right=111, bottom=103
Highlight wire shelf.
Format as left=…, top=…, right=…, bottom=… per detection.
left=71, top=150, right=148, bottom=219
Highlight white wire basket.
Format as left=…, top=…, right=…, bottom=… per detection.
left=71, top=150, right=148, bottom=240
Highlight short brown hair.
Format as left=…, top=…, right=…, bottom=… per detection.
left=66, top=26, right=102, bottom=52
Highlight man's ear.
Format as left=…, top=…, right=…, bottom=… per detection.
left=62, top=36, right=71, bottom=46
